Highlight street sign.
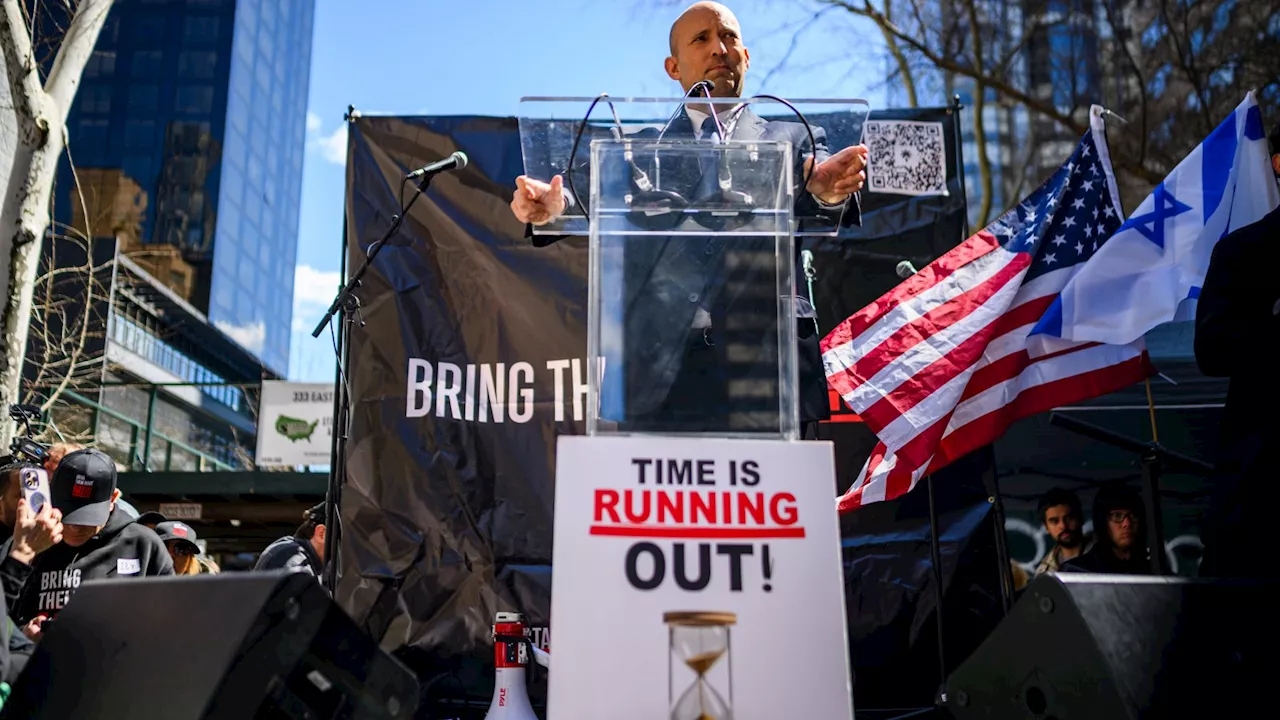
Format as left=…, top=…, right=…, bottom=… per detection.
left=256, top=381, right=335, bottom=467
left=158, top=502, right=202, bottom=520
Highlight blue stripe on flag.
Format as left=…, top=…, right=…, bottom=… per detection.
left=1245, top=104, right=1266, bottom=141
left=1032, top=297, right=1065, bottom=337
left=1202, top=115, right=1238, bottom=223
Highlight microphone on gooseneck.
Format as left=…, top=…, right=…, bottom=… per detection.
left=690, top=79, right=716, bottom=96
left=405, top=151, right=468, bottom=179
left=801, top=250, right=816, bottom=277
left=656, top=80, right=718, bottom=141
left=692, top=80, right=727, bottom=140
left=646, top=79, right=721, bottom=191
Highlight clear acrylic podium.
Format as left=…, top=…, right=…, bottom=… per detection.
left=519, top=97, right=869, bottom=441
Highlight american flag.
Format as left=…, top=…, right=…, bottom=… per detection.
left=822, top=108, right=1154, bottom=511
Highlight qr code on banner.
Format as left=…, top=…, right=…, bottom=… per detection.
left=864, top=120, right=947, bottom=196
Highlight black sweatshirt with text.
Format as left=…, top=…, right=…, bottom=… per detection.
left=1, top=508, right=173, bottom=624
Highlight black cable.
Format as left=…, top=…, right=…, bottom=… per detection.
left=420, top=669, right=481, bottom=720
left=564, top=93, right=610, bottom=217
left=699, top=82, right=727, bottom=140
left=750, top=93, right=818, bottom=189
left=882, top=708, right=940, bottom=720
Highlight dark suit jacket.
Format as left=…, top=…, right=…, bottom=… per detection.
left=1194, top=202, right=1280, bottom=578
left=533, top=107, right=862, bottom=421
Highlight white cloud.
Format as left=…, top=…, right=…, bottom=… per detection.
left=289, top=265, right=342, bottom=335
left=293, top=265, right=342, bottom=308
left=305, top=114, right=348, bottom=165
left=289, top=266, right=343, bottom=381
left=215, top=319, right=266, bottom=355
left=316, top=125, right=347, bottom=165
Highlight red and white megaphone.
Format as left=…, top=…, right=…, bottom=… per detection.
left=485, top=612, right=549, bottom=720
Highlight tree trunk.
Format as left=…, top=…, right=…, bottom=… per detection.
left=962, top=0, right=994, bottom=228
left=881, top=0, right=918, bottom=107
left=0, top=0, right=113, bottom=448
left=971, top=81, right=994, bottom=227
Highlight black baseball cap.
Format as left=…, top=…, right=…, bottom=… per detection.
left=136, top=511, right=168, bottom=526
left=51, top=448, right=118, bottom=526
left=154, top=521, right=200, bottom=553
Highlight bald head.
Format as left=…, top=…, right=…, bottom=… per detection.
left=665, top=2, right=750, bottom=97
left=669, top=2, right=741, bottom=54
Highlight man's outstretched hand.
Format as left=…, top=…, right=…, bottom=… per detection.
left=511, top=175, right=567, bottom=226
left=805, top=144, right=868, bottom=206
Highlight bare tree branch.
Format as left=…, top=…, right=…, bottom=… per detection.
left=43, top=0, right=110, bottom=120
left=880, top=0, right=917, bottom=106
left=38, top=129, right=96, bottom=412
left=1, top=0, right=114, bottom=447
left=1, top=0, right=41, bottom=121
left=961, top=0, right=993, bottom=227
left=757, top=7, right=834, bottom=92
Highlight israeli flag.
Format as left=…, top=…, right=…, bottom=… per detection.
left=1033, top=92, right=1279, bottom=345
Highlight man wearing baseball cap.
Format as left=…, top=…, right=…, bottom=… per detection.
left=6, top=448, right=172, bottom=640
left=155, top=520, right=219, bottom=576
left=135, top=511, right=167, bottom=529
left=253, top=501, right=327, bottom=579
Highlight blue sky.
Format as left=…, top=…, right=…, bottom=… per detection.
left=288, top=0, right=888, bottom=380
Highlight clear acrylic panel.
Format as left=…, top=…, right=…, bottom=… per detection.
left=586, top=140, right=798, bottom=440
left=518, top=96, right=871, bottom=237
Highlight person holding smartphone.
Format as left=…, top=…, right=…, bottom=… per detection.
left=0, top=460, right=59, bottom=683
left=0, top=459, right=63, bottom=578
left=4, top=449, right=172, bottom=641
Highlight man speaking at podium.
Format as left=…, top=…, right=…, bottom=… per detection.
left=512, top=2, right=868, bottom=434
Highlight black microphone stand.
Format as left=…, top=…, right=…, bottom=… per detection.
left=312, top=167, right=436, bottom=593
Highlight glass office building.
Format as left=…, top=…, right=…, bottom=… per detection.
left=60, top=0, right=314, bottom=375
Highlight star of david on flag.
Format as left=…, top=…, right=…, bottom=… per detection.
left=1033, top=91, right=1280, bottom=344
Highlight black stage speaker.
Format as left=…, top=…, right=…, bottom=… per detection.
left=945, top=573, right=1278, bottom=719
left=2, top=571, right=419, bottom=719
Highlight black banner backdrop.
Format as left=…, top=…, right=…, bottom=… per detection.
left=339, top=107, right=1001, bottom=712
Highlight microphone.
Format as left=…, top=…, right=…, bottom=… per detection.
left=896, top=260, right=918, bottom=279
left=405, top=151, right=468, bottom=179
left=801, top=250, right=815, bottom=277
left=643, top=79, right=721, bottom=194
left=656, top=80, right=719, bottom=144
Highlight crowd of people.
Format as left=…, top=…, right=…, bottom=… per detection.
left=0, top=442, right=330, bottom=692
left=1015, top=483, right=1156, bottom=591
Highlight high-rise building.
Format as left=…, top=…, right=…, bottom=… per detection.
left=57, top=0, right=314, bottom=376
left=14, top=0, right=315, bottom=471
left=937, top=0, right=1028, bottom=226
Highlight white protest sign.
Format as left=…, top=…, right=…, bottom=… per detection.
left=255, top=381, right=334, bottom=467
left=549, top=435, right=852, bottom=719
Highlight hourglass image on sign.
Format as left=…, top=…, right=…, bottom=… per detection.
left=664, top=611, right=736, bottom=720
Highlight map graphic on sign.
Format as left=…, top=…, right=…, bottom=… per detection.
left=275, top=415, right=320, bottom=442
left=255, top=381, right=334, bottom=467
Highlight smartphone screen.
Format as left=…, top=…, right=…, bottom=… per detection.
left=20, top=468, right=50, bottom=513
